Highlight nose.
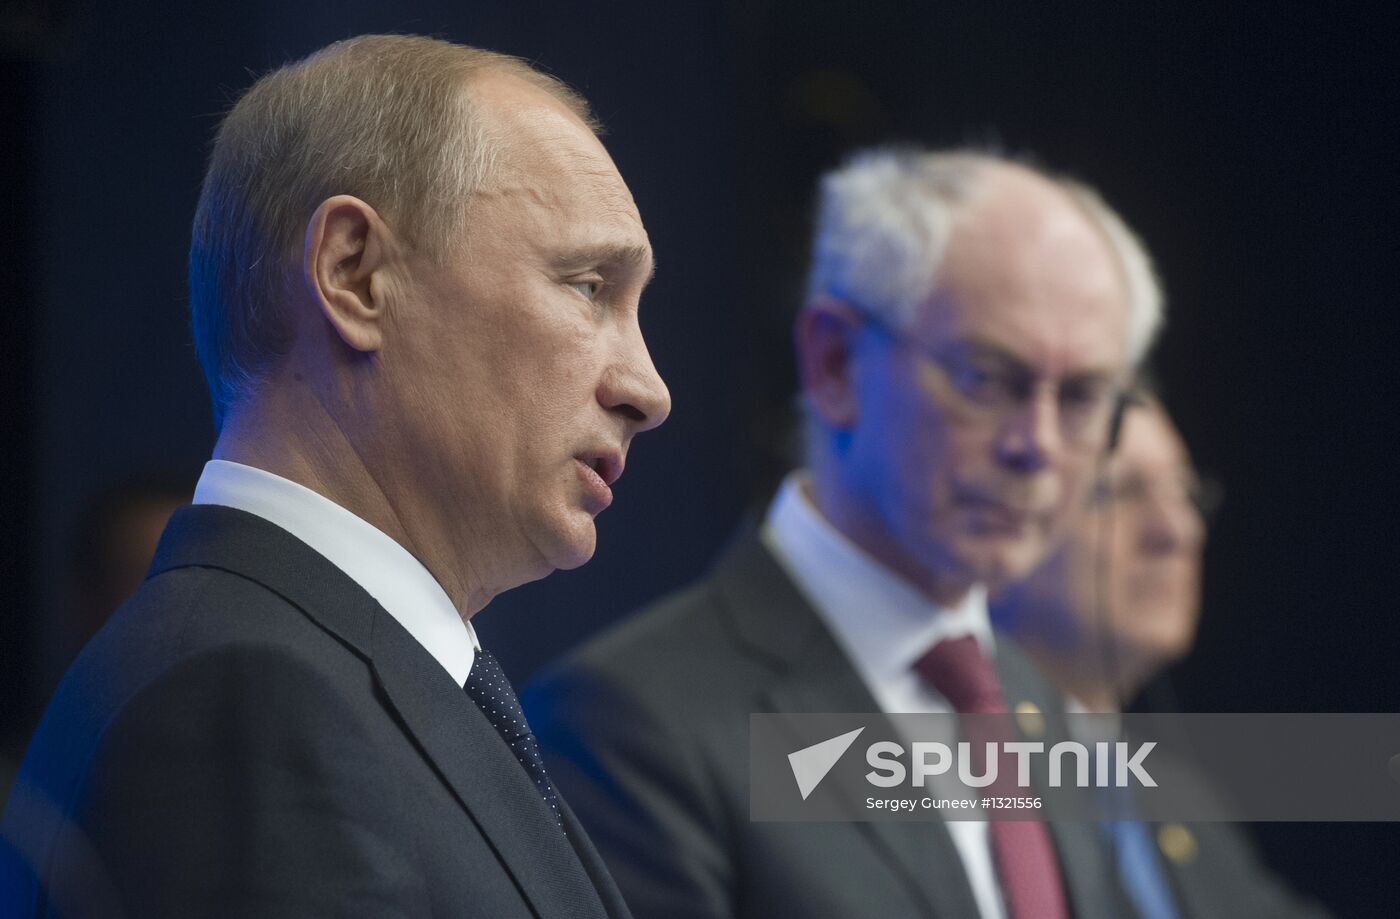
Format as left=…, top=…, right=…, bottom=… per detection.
left=600, top=323, right=672, bottom=434
left=1140, top=486, right=1205, bottom=556
left=993, top=387, right=1061, bottom=474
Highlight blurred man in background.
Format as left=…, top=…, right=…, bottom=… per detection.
left=528, top=147, right=1160, bottom=919
left=991, top=394, right=1207, bottom=711
left=992, top=394, right=1330, bottom=918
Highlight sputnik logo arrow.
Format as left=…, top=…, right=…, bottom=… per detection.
left=787, top=727, right=865, bottom=800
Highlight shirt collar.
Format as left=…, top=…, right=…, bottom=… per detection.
left=193, top=459, right=478, bottom=686
left=760, top=472, right=995, bottom=686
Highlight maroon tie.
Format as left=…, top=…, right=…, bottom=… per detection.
left=913, top=635, right=1070, bottom=919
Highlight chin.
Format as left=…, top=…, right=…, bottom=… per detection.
left=965, top=539, right=1048, bottom=590
left=541, top=516, right=598, bottom=572
left=1144, top=620, right=1199, bottom=664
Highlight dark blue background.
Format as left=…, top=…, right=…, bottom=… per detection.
left=4, top=1, right=1398, bottom=914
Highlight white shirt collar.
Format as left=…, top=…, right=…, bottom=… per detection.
left=193, top=459, right=478, bottom=686
left=760, top=472, right=995, bottom=689
left=760, top=473, right=1008, bottom=919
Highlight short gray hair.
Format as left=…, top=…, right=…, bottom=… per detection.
left=189, top=34, right=598, bottom=428
left=804, top=147, right=1164, bottom=363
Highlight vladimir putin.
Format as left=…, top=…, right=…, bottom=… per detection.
left=2, top=34, right=669, bottom=918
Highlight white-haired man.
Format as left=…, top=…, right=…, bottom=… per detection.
left=526, top=149, right=1159, bottom=919
left=1, top=34, right=668, bottom=918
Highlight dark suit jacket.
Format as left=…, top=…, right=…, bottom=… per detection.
left=524, top=529, right=1327, bottom=919
left=0, top=505, right=631, bottom=919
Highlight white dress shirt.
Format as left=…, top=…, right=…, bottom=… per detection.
left=194, top=459, right=479, bottom=687
left=761, top=472, right=1007, bottom=919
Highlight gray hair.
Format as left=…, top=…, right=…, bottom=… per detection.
left=189, top=34, right=598, bottom=428
left=804, top=147, right=1164, bottom=363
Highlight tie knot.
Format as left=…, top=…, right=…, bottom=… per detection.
left=912, top=634, right=1006, bottom=714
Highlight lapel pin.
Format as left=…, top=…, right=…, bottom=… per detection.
left=1014, top=701, right=1045, bottom=739
left=1157, top=823, right=1198, bottom=865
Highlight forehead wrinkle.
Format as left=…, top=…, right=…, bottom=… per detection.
left=571, top=160, right=642, bottom=219
left=470, top=163, right=640, bottom=243
left=485, top=146, right=640, bottom=232
left=464, top=88, right=649, bottom=281
left=476, top=94, right=619, bottom=192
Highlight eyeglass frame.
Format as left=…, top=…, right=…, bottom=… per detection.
left=1090, top=466, right=1224, bottom=524
left=847, top=306, right=1134, bottom=452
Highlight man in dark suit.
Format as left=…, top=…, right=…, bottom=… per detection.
left=991, top=396, right=1331, bottom=918
left=1, top=34, right=669, bottom=917
left=526, top=149, right=1165, bottom=918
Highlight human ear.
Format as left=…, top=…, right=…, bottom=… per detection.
left=794, top=296, right=865, bottom=430
left=302, top=195, right=395, bottom=353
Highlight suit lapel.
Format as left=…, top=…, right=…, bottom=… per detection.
left=763, top=669, right=985, bottom=918
left=370, top=619, right=608, bottom=919
left=711, top=530, right=984, bottom=919
left=710, top=529, right=1134, bottom=919
left=150, top=506, right=609, bottom=919
left=559, top=796, right=634, bottom=919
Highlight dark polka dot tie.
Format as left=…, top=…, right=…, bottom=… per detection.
left=463, top=648, right=564, bottom=832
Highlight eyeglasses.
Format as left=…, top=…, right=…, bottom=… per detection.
left=1090, top=472, right=1224, bottom=523
left=857, top=312, right=1128, bottom=450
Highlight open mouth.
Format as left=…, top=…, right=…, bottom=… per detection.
left=576, top=452, right=623, bottom=487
